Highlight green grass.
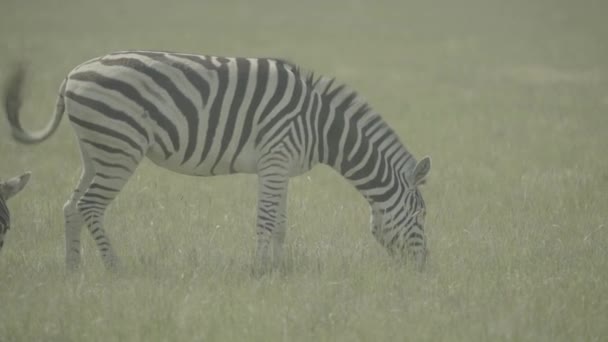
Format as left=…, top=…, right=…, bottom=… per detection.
left=1, top=0, right=607, bottom=340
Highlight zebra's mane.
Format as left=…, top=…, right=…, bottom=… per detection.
left=273, top=60, right=372, bottom=115
left=263, top=58, right=414, bottom=171
left=288, top=62, right=418, bottom=175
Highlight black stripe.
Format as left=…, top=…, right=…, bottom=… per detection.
left=381, top=141, right=402, bottom=183
left=174, top=54, right=218, bottom=70
left=291, top=117, right=303, bottom=151
left=78, top=203, right=106, bottom=211
left=78, top=199, right=101, bottom=206
left=152, top=134, right=171, bottom=159
left=356, top=158, right=388, bottom=193
left=81, top=139, right=137, bottom=163
left=88, top=183, right=120, bottom=192
left=317, top=93, right=332, bottom=163
left=96, top=172, right=126, bottom=181
left=392, top=153, right=413, bottom=175
left=0, top=199, right=8, bottom=225
left=198, top=60, right=230, bottom=166
left=70, top=116, right=143, bottom=156
left=91, top=157, right=133, bottom=173
left=82, top=192, right=113, bottom=201
left=298, top=96, right=311, bottom=165
left=230, top=58, right=270, bottom=173
left=83, top=213, right=99, bottom=222
left=100, top=57, right=198, bottom=164
left=392, top=214, right=415, bottom=232
left=342, top=118, right=380, bottom=176
left=129, top=51, right=211, bottom=106
left=69, top=71, right=179, bottom=153
left=409, top=191, right=419, bottom=209
left=321, top=78, right=336, bottom=95
left=126, top=53, right=213, bottom=163
left=325, top=84, right=346, bottom=98
left=307, top=94, right=320, bottom=167
left=257, top=224, right=273, bottom=233
left=350, top=129, right=393, bottom=184
left=408, top=232, right=425, bottom=241
left=0, top=197, right=8, bottom=229
left=340, top=104, right=370, bottom=173
left=362, top=116, right=384, bottom=137
left=65, top=91, right=149, bottom=144
left=384, top=187, right=407, bottom=215
left=325, top=93, right=353, bottom=167
left=256, top=68, right=303, bottom=149
left=256, top=61, right=289, bottom=127
left=349, top=148, right=378, bottom=183
left=211, top=58, right=250, bottom=174
left=259, top=71, right=304, bottom=147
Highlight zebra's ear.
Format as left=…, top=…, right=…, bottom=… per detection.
left=0, top=172, right=31, bottom=200
left=412, top=156, right=431, bottom=186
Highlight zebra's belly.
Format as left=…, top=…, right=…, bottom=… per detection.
left=145, top=143, right=260, bottom=177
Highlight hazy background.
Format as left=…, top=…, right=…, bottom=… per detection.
left=1, top=0, right=607, bottom=341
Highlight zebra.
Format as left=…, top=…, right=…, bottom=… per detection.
left=0, top=172, right=31, bottom=252
left=3, top=51, right=431, bottom=272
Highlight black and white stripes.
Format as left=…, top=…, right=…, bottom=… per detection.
left=0, top=173, right=31, bottom=251
left=3, top=51, right=431, bottom=271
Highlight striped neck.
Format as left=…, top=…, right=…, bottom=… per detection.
left=309, top=76, right=417, bottom=208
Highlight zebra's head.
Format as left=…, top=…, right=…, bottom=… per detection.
left=371, top=156, right=431, bottom=269
left=0, top=172, right=31, bottom=252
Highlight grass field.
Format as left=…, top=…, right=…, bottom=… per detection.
left=1, top=0, right=607, bottom=341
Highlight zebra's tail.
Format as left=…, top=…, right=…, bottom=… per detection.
left=3, top=65, right=66, bottom=144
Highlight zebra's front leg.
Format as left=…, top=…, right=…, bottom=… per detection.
left=271, top=204, right=288, bottom=269
left=254, top=157, right=289, bottom=274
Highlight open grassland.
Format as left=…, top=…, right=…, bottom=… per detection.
left=1, top=0, right=607, bottom=341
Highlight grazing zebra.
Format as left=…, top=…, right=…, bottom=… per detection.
left=3, top=51, right=431, bottom=272
left=0, top=172, right=31, bottom=252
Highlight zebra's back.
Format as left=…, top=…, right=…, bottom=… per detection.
left=65, top=51, right=308, bottom=177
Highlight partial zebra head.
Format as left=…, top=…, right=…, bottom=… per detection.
left=0, top=172, right=31, bottom=252
left=370, top=156, right=431, bottom=269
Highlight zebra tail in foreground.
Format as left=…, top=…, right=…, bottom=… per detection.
left=2, top=51, right=431, bottom=273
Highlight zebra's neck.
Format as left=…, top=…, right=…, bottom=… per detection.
left=309, top=76, right=417, bottom=207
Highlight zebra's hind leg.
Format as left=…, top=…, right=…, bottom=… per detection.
left=64, top=142, right=96, bottom=271
left=254, top=151, right=290, bottom=274
left=70, top=140, right=144, bottom=271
